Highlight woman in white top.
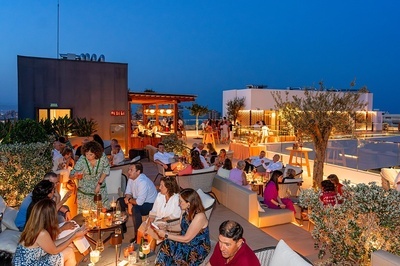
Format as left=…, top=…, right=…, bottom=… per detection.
left=137, top=176, right=182, bottom=248
left=217, top=158, right=233, bottom=178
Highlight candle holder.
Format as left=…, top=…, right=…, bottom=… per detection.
left=110, top=233, right=123, bottom=266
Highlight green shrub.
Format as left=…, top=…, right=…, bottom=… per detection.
left=299, top=182, right=400, bottom=265
left=0, top=142, right=52, bottom=206
left=162, top=133, right=189, bottom=155
left=74, top=117, right=98, bottom=137
left=6, top=119, right=49, bottom=144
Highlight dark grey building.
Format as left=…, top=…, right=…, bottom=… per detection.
left=18, top=55, right=129, bottom=150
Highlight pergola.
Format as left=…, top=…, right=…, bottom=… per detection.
left=128, top=91, right=197, bottom=139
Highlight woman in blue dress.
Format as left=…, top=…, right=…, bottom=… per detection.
left=13, top=198, right=88, bottom=266
left=154, top=188, right=211, bottom=266
left=71, top=140, right=110, bottom=212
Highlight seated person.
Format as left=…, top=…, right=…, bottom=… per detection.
left=327, top=174, right=343, bottom=195
left=217, top=158, right=233, bottom=179
left=153, top=189, right=211, bottom=265
left=118, top=163, right=158, bottom=238
left=207, top=220, right=260, bottom=266
left=262, top=154, right=283, bottom=179
left=228, top=161, right=249, bottom=188
left=206, top=143, right=218, bottom=164
left=215, top=149, right=227, bottom=168
left=263, top=170, right=295, bottom=213
left=52, top=147, right=75, bottom=174
left=154, top=142, right=179, bottom=171
left=200, top=150, right=210, bottom=164
left=282, top=168, right=296, bottom=183
left=110, top=144, right=125, bottom=166
left=13, top=198, right=89, bottom=266
left=195, top=143, right=210, bottom=168
left=177, top=150, right=205, bottom=175
left=244, top=151, right=268, bottom=174
left=15, top=173, right=72, bottom=232
left=137, top=176, right=181, bottom=249
left=320, top=180, right=338, bottom=206
left=74, top=138, right=89, bottom=161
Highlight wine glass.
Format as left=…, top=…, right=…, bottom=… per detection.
left=96, top=240, right=104, bottom=252
left=142, top=240, right=151, bottom=265
left=82, top=209, right=90, bottom=227
left=90, top=250, right=100, bottom=265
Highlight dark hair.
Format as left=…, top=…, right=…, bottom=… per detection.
left=190, top=150, right=204, bottom=170
left=222, top=158, right=233, bottom=170
left=92, top=134, right=104, bottom=148
left=26, top=180, right=55, bottom=225
left=267, top=170, right=283, bottom=191
left=133, top=162, right=144, bottom=173
left=180, top=188, right=205, bottom=222
left=157, top=142, right=164, bottom=148
left=219, top=220, right=243, bottom=241
left=321, top=180, right=335, bottom=192
left=82, top=140, right=104, bottom=159
left=58, top=136, right=67, bottom=144
left=160, top=176, right=180, bottom=197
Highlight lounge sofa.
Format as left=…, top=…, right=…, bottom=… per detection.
left=212, top=175, right=294, bottom=227
left=0, top=196, right=21, bottom=255
left=371, top=250, right=400, bottom=266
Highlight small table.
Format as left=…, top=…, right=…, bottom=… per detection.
left=74, top=212, right=128, bottom=245
left=285, top=147, right=312, bottom=177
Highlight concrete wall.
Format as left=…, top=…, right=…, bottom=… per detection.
left=18, top=56, right=129, bottom=149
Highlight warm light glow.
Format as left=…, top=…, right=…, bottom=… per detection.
left=150, top=109, right=155, bottom=114
left=159, top=109, right=165, bottom=114
left=166, top=109, right=172, bottom=114
left=271, top=112, right=276, bottom=118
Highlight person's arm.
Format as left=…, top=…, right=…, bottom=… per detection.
left=241, top=172, right=248, bottom=186
left=155, top=212, right=207, bottom=243
left=38, top=227, right=87, bottom=254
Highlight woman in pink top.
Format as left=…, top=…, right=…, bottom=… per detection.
left=178, top=150, right=204, bottom=176
left=263, top=170, right=295, bottom=213
left=228, top=161, right=248, bottom=187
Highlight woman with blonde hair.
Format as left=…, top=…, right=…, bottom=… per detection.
left=13, top=198, right=88, bottom=266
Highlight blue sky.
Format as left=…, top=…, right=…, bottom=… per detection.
left=1, top=1, right=400, bottom=113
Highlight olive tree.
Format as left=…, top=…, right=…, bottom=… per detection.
left=272, top=86, right=368, bottom=188
left=226, top=96, right=245, bottom=125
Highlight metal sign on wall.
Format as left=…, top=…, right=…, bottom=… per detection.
left=110, top=110, right=125, bottom=116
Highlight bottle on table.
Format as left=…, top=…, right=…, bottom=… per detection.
left=139, top=237, right=145, bottom=260
left=115, top=200, right=121, bottom=219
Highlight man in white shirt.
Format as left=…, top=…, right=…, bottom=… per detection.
left=118, top=163, right=158, bottom=238
left=263, top=154, right=283, bottom=179
left=154, top=143, right=178, bottom=171
left=195, top=143, right=209, bottom=168
left=244, top=151, right=269, bottom=174
left=111, top=144, right=125, bottom=165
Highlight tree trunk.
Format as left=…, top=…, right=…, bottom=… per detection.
left=195, top=114, right=199, bottom=136
left=312, top=138, right=329, bottom=189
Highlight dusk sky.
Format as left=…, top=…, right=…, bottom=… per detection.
left=1, top=1, right=400, bottom=113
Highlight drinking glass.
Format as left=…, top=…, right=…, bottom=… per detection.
left=142, top=240, right=151, bottom=265
left=128, top=252, right=137, bottom=265
left=90, top=250, right=100, bottom=264
left=96, top=240, right=104, bottom=252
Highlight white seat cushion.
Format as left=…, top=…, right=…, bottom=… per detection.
left=269, top=239, right=312, bottom=266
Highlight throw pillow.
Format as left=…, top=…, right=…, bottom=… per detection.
left=0, top=196, right=6, bottom=214
left=2, top=207, right=19, bottom=231
left=196, top=189, right=215, bottom=210
left=270, top=239, right=311, bottom=266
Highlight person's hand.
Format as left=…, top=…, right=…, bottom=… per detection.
left=154, top=228, right=166, bottom=239
left=61, top=190, right=72, bottom=202
left=94, top=184, right=100, bottom=194
left=124, top=196, right=131, bottom=204
left=280, top=204, right=286, bottom=209
left=60, top=221, right=77, bottom=231
left=163, top=164, right=168, bottom=170
left=75, top=225, right=89, bottom=238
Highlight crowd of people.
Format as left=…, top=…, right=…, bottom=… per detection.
left=6, top=126, right=350, bottom=266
